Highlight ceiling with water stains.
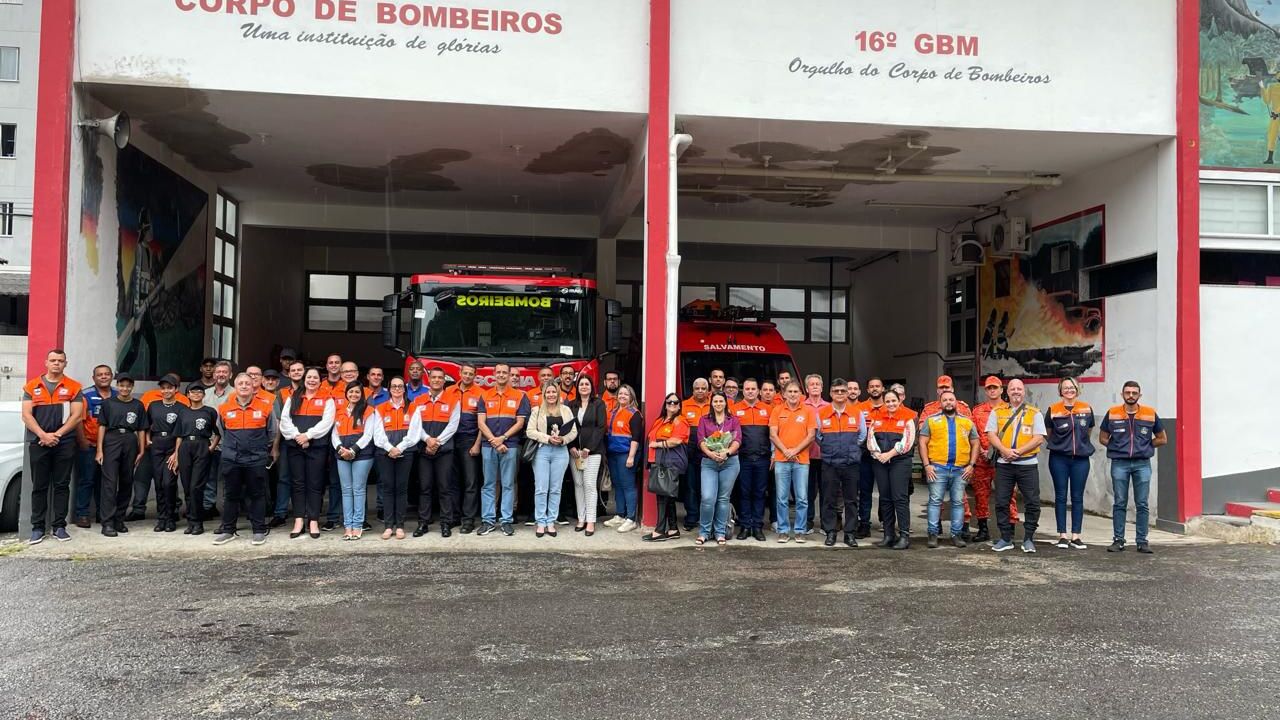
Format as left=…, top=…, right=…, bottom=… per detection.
left=83, top=84, right=1167, bottom=229
left=83, top=84, right=645, bottom=216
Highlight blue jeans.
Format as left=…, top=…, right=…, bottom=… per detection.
left=75, top=447, right=100, bottom=520
left=481, top=445, right=519, bottom=524
left=533, top=444, right=569, bottom=526
left=927, top=465, right=966, bottom=537
left=774, top=461, right=810, bottom=534
left=738, top=457, right=769, bottom=530
left=273, top=448, right=292, bottom=518
left=699, top=455, right=739, bottom=538
left=607, top=452, right=638, bottom=520
left=337, top=458, right=372, bottom=530
left=1049, top=452, right=1090, bottom=534
left=1111, top=457, right=1152, bottom=544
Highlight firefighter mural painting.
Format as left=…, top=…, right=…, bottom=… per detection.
left=114, top=146, right=209, bottom=380
left=979, top=207, right=1105, bottom=383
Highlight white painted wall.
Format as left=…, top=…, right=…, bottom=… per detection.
left=1201, top=286, right=1280, bottom=479
left=966, top=141, right=1178, bottom=519
left=77, top=0, right=648, bottom=113
left=61, top=92, right=219, bottom=383
left=673, top=0, right=1175, bottom=135
left=0, top=0, right=39, bottom=265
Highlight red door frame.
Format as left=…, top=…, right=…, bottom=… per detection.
left=1175, top=0, right=1202, bottom=522
left=27, top=0, right=77, bottom=372
left=640, top=0, right=672, bottom=528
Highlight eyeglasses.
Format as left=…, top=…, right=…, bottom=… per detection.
left=832, top=388, right=848, bottom=393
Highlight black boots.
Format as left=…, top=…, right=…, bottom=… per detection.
left=973, top=519, right=990, bottom=543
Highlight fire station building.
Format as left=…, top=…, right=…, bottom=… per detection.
left=20, top=0, right=1267, bottom=532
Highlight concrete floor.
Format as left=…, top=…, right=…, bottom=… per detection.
left=9, top=491, right=1205, bottom=559
left=2, top=538, right=1278, bottom=719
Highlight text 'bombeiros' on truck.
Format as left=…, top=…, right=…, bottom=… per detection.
left=380, top=264, right=624, bottom=389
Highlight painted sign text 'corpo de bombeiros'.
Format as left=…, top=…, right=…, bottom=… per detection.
left=174, top=0, right=564, bottom=34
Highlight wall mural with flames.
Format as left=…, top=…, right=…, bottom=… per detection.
left=978, top=207, right=1105, bottom=383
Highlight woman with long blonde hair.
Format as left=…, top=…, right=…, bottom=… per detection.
left=525, top=382, right=578, bottom=538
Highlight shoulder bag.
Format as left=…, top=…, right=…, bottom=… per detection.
left=988, top=405, right=1027, bottom=462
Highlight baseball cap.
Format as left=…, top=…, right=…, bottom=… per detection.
left=159, top=373, right=181, bottom=387
left=936, top=375, right=953, bottom=387
left=983, top=376, right=1004, bottom=388
left=114, top=372, right=135, bottom=383
left=263, top=369, right=280, bottom=379
left=186, top=383, right=206, bottom=394
left=279, top=347, right=298, bottom=360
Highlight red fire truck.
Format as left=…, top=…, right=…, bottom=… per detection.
left=673, top=302, right=799, bottom=396
left=381, top=265, right=623, bottom=387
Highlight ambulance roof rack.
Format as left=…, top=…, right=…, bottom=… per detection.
left=680, top=301, right=764, bottom=323
left=442, top=264, right=570, bottom=276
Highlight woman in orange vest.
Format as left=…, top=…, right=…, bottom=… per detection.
left=372, top=378, right=424, bottom=540
left=603, top=384, right=644, bottom=533
left=333, top=383, right=377, bottom=541
left=280, top=367, right=336, bottom=539
left=1046, top=377, right=1095, bottom=549
left=640, top=393, right=690, bottom=542
left=866, top=388, right=917, bottom=550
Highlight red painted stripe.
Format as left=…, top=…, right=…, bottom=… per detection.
left=27, top=0, right=77, bottom=373
left=639, top=0, right=671, bottom=528
left=1175, top=0, right=1202, bottom=522
left=1223, top=502, right=1259, bottom=519
left=1267, top=488, right=1280, bottom=504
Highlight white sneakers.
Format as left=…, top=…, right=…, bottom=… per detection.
left=616, top=519, right=637, bottom=533
left=603, top=516, right=623, bottom=528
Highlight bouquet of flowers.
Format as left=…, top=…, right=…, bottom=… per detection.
left=704, top=429, right=734, bottom=455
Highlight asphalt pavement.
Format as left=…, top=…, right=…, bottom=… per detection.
left=2, top=540, right=1278, bottom=719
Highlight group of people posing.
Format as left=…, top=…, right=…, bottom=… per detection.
left=21, top=348, right=1166, bottom=553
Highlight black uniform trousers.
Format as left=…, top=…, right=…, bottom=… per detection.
left=453, top=435, right=481, bottom=523
left=286, top=441, right=330, bottom=522
left=178, top=437, right=212, bottom=523
left=130, top=451, right=154, bottom=515
left=873, top=456, right=912, bottom=539
left=377, top=451, right=414, bottom=528
left=150, top=437, right=180, bottom=523
left=218, top=462, right=268, bottom=535
left=417, top=448, right=455, bottom=526
left=821, top=461, right=860, bottom=534
left=995, top=462, right=1041, bottom=542
left=98, top=432, right=138, bottom=526
left=29, top=440, right=77, bottom=531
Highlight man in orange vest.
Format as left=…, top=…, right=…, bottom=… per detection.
left=212, top=373, right=277, bottom=546
left=21, top=349, right=85, bottom=544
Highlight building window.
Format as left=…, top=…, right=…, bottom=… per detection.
left=947, top=272, right=977, bottom=356
left=211, top=193, right=239, bottom=359
left=0, top=202, right=12, bottom=237
left=0, top=47, right=16, bottom=82
left=306, top=271, right=410, bottom=332
left=727, top=284, right=847, bottom=343
left=1201, top=250, right=1280, bottom=286
left=679, top=283, right=719, bottom=306
left=1086, top=254, right=1158, bottom=298
left=0, top=125, right=14, bottom=158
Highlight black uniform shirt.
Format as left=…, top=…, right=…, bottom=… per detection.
left=147, top=400, right=184, bottom=438
left=178, top=405, right=220, bottom=440
left=99, top=397, right=148, bottom=432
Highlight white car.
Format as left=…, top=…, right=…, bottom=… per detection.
left=0, top=401, right=25, bottom=532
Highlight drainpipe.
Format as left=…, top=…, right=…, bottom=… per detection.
left=665, top=133, right=693, bottom=392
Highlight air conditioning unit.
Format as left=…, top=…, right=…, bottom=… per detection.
left=990, top=217, right=1030, bottom=256
left=952, top=232, right=985, bottom=267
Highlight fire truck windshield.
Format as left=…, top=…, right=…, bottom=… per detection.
left=412, top=288, right=593, bottom=361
